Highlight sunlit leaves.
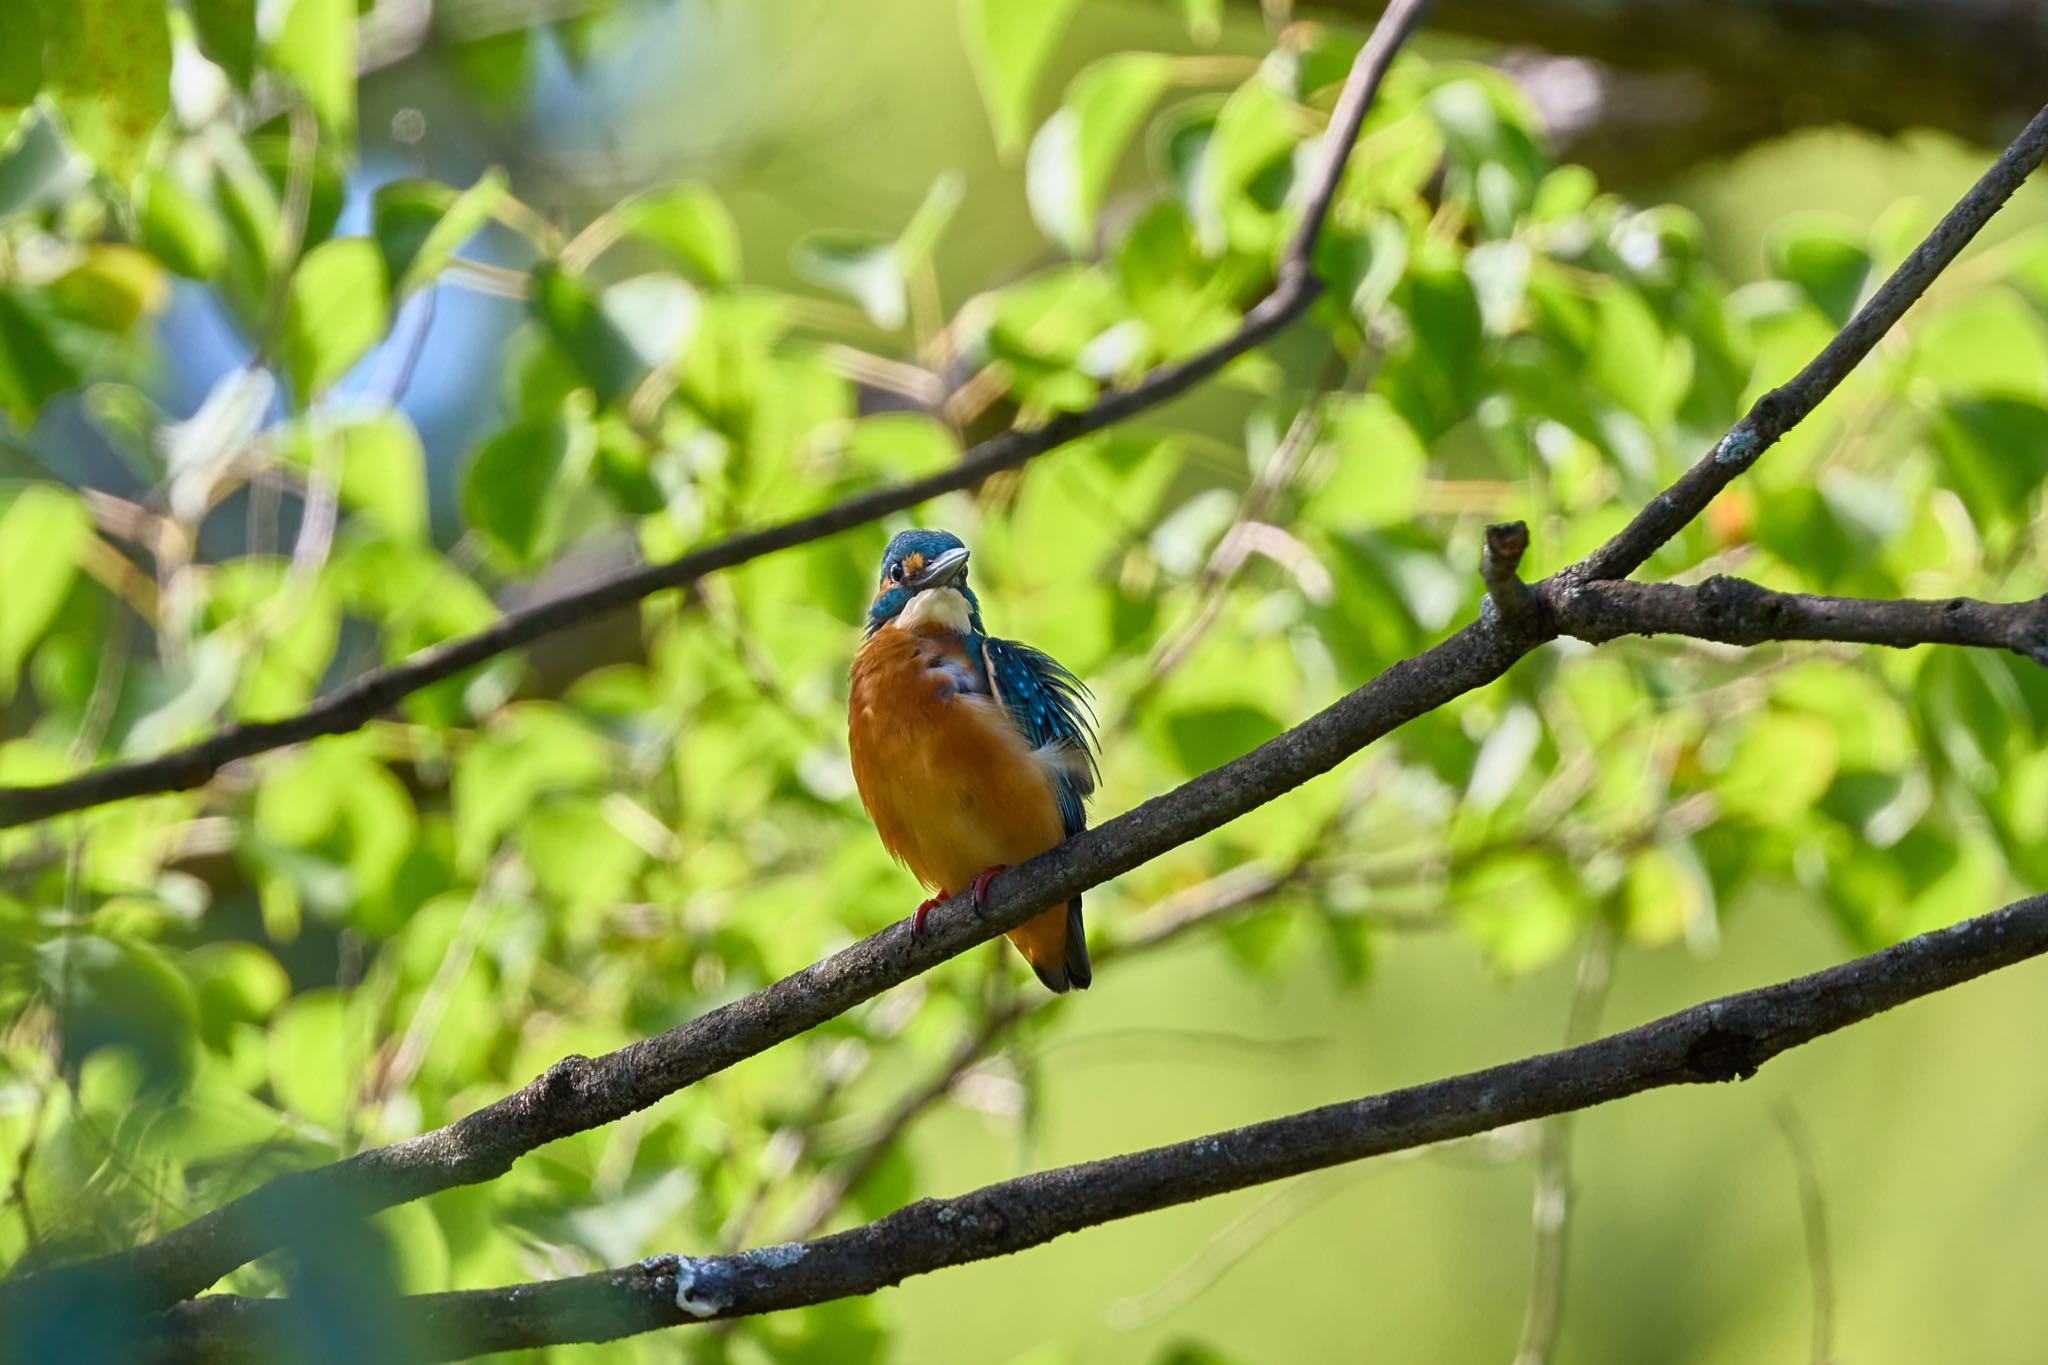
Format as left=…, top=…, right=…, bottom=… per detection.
left=281, top=411, right=431, bottom=543
left=372, top=169, right=508, bottom=299
left=528, top=264, right=646, bottom=407
left=1029, top=54, right=1173, bottom=255
left=136, top=166, right=228, bottom=276
left=462, top=392, right=597, bottom=567
left=280, top=238, right=390, bottom=402
left=618, top=183, right=741, bottom=285
left=453, top=704, right=613, bottom=873
left=793, top=174, right=962, bottom=331
left=0, top=485, right=91, bottom=699
left=12, top=0, right=173, bottom=181
left=1768, top=214, right=1872, bottom=326
left=1314, top=393, right=1426, bottom=529
left=959, top=0, right=1080, bottom=156
left=263, top=0, right=355, bottom=136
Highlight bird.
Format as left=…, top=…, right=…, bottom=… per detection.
left=848, top=528, right=1099, bottom=992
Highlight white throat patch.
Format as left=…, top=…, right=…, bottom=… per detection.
left=894, top=586, right=973, bottom=633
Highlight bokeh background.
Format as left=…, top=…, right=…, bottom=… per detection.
left=4, top=1, right=2048, bottom=1361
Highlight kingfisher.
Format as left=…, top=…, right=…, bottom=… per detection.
left=848, top=529, right=1099, bottom=992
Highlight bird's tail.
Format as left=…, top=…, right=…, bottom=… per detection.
left=1012, top=896, right=1092, bottom=993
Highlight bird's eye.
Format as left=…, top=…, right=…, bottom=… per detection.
left=888, top=562, right=905, bottom=583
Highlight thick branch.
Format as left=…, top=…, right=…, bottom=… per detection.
left=147, top=890, right=2048, bottom=1361
left=1554, top=577, right=2048, bottom=664
left=1573, top=101, right=2048, bottom=583
left=0, top=0, right=1434, bottom=832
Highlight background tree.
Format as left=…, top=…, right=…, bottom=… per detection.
left=2, top=1, right=2048, bottom=1362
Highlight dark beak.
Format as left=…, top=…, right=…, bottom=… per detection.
left=907, top=545, right=969, bottom=592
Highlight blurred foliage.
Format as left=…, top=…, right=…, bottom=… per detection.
left=0, top=1, right=2045, bottom=1362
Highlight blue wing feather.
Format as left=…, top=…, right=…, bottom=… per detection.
left=980, top=636, right=1098, bottom=838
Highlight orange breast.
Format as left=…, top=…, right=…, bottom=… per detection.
left=849, top=624, right=1067, bottom=897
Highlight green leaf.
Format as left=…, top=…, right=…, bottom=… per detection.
left=189, top=0, right=257, bottom=88
left=793, top=231, right=906, bottom=329
left=265, top=0, right=355, bottom=136
left=1768, top=214, right=1871, bottom=327
left=453, top=703, right=612, bottom=871
left=49, top=244, right=167, bottom=332
left=1162, top=704, right=1283, bottom=777
left=268, top=988, right=350, bottom=1127
left=620, top=183, right=741, bottom=284
left=1169, top=0, right=1221, bottom=42
left=188, top=942, right=291, bottom=1050
left=1909, top=287, right=2048, bottom=395
left=283, top=411, right=430, bottom=542
left=1713, top=709, right=1840, bottom=825
left=0, top=111, right=76, bottom=220
left=521, top=796, right=645, bottom=915
left=1195, top=77, right=1297, bottom=255
left=897, top=172, right=965, bottom=273
left=373, top=169, right=507, bottom=298
left=602, top=274, right=698, bottom=370
left=0, top=287, right=82, bottom=424
left=1028, top=53, right=1173, bottom=254
left=1452, top=854, right=1581, bottom=973
left=1315, top=393, right=1427, bottom=529
left=462, top=394, right=596, bottom=567
left=0, top=484, right=92, bottom=699
left=1623, top=843, right=1715, bottom=948
left=137, top=168, right=229, bottom=278
left=281, top=238, right=390, bottom=402
left=529, top=263, right=645, bottom=406
left=959, top=0, right=1081, bottom=155
left=1154, top=1342, right=1249, bottom=1365
left=38, top=936, right=197, bottom=1090
left=30, top=0, right=174, bottom=181
left=1929, top=397, right=2048, bottom=531
left=0, top=4, right=45, bottom=107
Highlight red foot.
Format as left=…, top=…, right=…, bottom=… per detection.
left=968, top=865, right=1010, bottom=913
left=912, top=894, right=945, bottom=939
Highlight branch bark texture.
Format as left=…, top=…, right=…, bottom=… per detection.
left=147, top=890, right=2048, bottom=1361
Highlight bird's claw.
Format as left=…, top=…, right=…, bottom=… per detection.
left=967, top=865, right=1009, bottom=917
left=911, top=867, right=1006, bottom=940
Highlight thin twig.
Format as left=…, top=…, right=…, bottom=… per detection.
left=1775, top=1103, right=1837, bottom=1365
left=1511, top=927, right=1615, bottom=1365
left=1481, top=519, right=1545, bottom=640
left=1574, top=102, right=2048, bottom=582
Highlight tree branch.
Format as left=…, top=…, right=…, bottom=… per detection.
left=1553, top=577, right=2048, bottom=664
left=0, top=0, right=1438, bottom=832
left=19, top=75, right=2048, bottom=1321
left=31, top=560, right=2042, bottom=1328
left=1572, top=101, right=2048, bottom=584
left=0, top=613, right=1528, bottom=1320
left=144, top=889, right=2048, bottom=1362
